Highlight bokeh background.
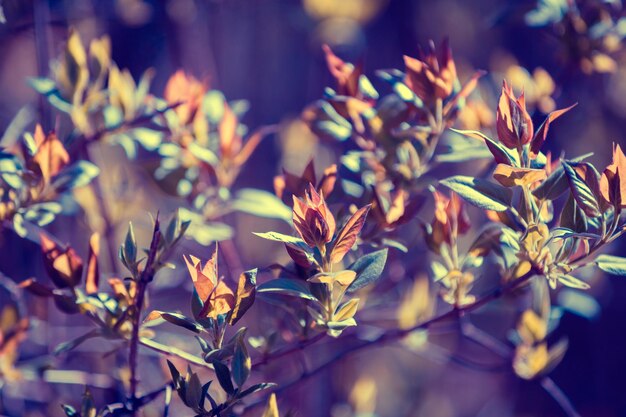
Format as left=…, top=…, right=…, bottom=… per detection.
left=1, top=0, right=626, bottom=416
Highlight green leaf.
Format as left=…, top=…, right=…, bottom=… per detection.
left=61, top=405, right=78, bottom=417
left=557, top=289, right=600, bottom=320
left=122, top=222, right=137, bottom=266
left=233, top=189, right=292, bottom=223
left=533, top=165, right=568, bottom=200
left=81, top=387, right=96, bottom=417
left=556, top=274, right=590, bottom=290
left=253, top=231, right=310, bottom=252
left=144, top=311, right=203, bottom=333
left=53, top=330, right=100, bottom=355
left=29, top=77, right=56, bottom=94
left=596, top=254, right=626, bottom=276
left=132, top=127, right=163, bottom=150
left=346, top=249, right=388, bottom=293
left=440, top=176, right=512, bottom=212
left=237, top=382, right=277, bottom=399
left=232, top=335, right=251, bottom=387
left=211, top=360, right=234, bottom=395
left=449, top=128, right=518, bottom=166
left=51, top=161, right=100, bottom=192
left=562, top=161, right=600, bottom=217
left=559, top=194, right=588, bottom=233
left=257, top=278, right=318, bottom=301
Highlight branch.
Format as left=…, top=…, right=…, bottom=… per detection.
left=129, top=216, right=162, bottom=414
left=242, top=270, right=538, bottom=411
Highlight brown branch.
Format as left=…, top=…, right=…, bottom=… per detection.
left=129, top=216, right=162, bottom=414
left=540, top=377, right=582, bottom=417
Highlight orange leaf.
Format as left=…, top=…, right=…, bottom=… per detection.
left=529, top=104, right=577, bottom=159
left=32, top=125, right=69, bottom=182
left=330, top=205, right=371, bottom=264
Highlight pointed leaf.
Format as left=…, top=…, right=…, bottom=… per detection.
left=330, top=205, right=371, bottom=264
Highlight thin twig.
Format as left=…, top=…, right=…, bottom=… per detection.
left=540, top=377, right=582, bottom=417
left=252, top=332, right=326, bottom=368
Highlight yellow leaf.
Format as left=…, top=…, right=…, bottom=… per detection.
left=493, top=164, right=547, bottom=187
left=262, top=393, right=279, bottom=417
left=333, top=298, right=359, bottom=322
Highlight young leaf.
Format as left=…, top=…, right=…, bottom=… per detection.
left=440, top=176, right=512, bottom=211
left=330, top=205, right=371, bottom=264
left=595, top=254, right=626, bottom=276
left=346, top=249, right=388, bottom=293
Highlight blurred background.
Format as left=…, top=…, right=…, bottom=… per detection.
left=1, top=0, right=626, bottom=416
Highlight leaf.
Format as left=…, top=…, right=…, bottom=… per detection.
left=530, top=104, right=577, bottom=158
left=51, top=161, right=100, bottom=192
left=493, top=164, right=547, bottom=187
left=595, top=254, right=626, bottom=276
left=238, top=382, right=277, bottom=399
left=440, top=176, right=512, bottom=212
left=53, top=329, right=100, bottom=355
left=233, top=189, right=292, bottom=223
left=562, top=161, right=600, bottom=217
left=253, top=231, right=310, bottom=252
left=449, top=128, right=517, bottom=166
left=556, top=274, right=590, bottom=290
left=61, top=405, right=78, bottom=417
left=257, top=278, right=318, bottom=301
left=334, top=298, right=359, bottom=322
left=232, top=335, right=251, bottom=387
left=329, top=205, right=371, bottom=264
left=211, top=360, right=234, bottom=395
left=557, top=289, right=600, bottom=319
left=121, top=222, right=137, bottom=268
left=228, top=268, right=257, bottom=325
left=81, top=387, right=97, bottom=417
left=346, top=249, right=388, bottom=293
left=143, top=311, right=203, bottom=333
left=559, top=194, right=588, bottom=233
left=262, top=393, right=279, bottom=417
left=534, top=153, right=595, bottom=201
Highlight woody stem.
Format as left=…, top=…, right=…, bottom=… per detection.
left=129, top=217, right=161, bottom=414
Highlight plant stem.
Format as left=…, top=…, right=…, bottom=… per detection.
left=540, top=377, right=581, bottom=417
left=129, top=217, right=161, bottom=414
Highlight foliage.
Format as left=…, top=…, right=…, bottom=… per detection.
left=2, top=4, right=626, bottom=416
